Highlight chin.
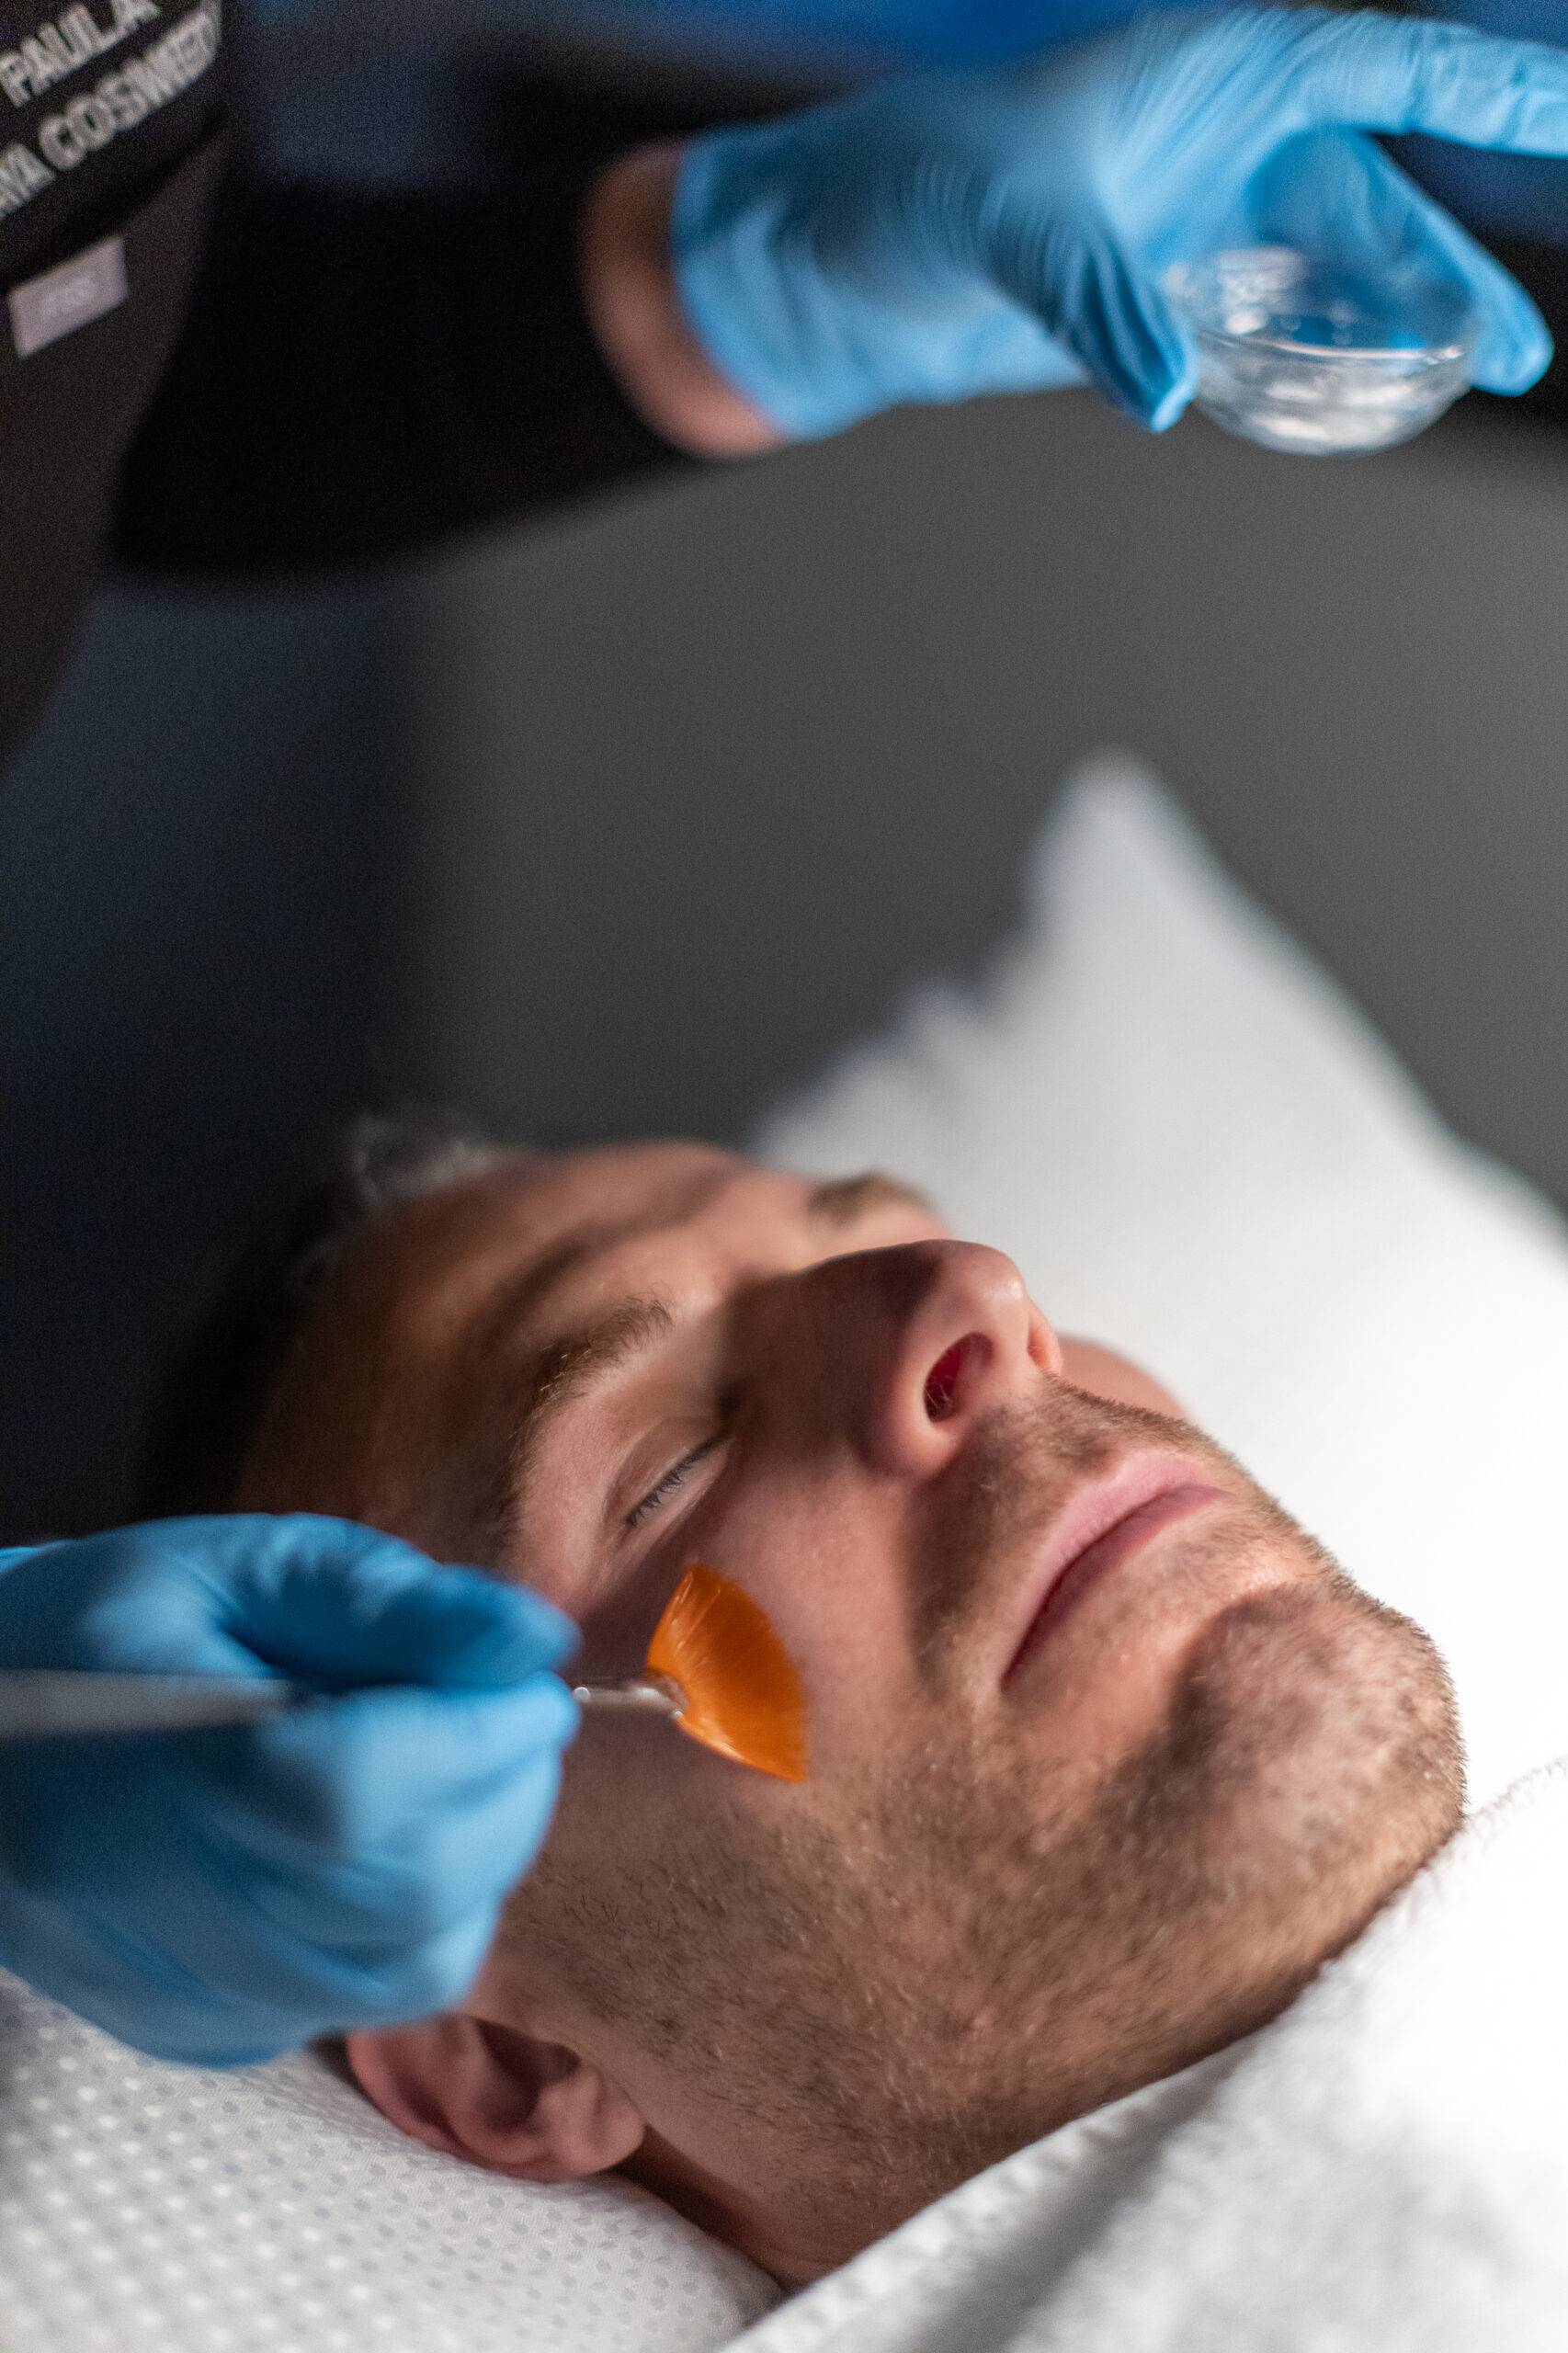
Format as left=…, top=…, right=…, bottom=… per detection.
left=1176, top=1581, right=1465, bottom=1971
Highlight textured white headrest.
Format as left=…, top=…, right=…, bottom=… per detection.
left=0, top=1972, right=780, bottom=2352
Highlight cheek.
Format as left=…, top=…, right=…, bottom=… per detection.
left=706, top=1469, right=913, bottom=1773
left=540, top=1697, right=692, bottom=1901
left=1061, top=1337, right=1187, bottom=1419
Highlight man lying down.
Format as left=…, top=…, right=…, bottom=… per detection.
left=131, top=1112, right=1474, bottom=2293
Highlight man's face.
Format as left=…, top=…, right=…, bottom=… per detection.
left=240, top=1142, right=1462, bottom=2280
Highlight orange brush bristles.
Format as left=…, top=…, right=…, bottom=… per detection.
left=646, top=1565, right=808, bottom=1782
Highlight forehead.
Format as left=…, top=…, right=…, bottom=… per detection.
left=346, top=1142, right=802, bottom=1335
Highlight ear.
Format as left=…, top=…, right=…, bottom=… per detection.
left=346, top=2014, right=646, bottom=2183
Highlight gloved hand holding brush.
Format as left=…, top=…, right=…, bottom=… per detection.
left=0, top=1516, right=579, bottom=2066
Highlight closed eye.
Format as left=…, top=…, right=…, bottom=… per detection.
left=625, top=1431, right=727, bottom=1530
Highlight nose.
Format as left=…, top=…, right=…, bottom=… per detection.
left=768, top=1240, right=1062, bottom=1481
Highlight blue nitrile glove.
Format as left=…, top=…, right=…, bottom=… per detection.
left=673, top=5, right=1568, bottom=438
left=0, top=1517, right=579, bottom=2066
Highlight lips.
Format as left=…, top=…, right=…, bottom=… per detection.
left=1002, top=1456, right=1223, bottom=1683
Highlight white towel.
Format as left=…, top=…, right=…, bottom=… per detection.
left=728, top=1758, right=1568, bottom=2353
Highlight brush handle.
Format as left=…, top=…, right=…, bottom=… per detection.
left=572, top=1675, right=684, bottom=1720
left=0, top=1670, right=307, bottom=1738
left=0, top=1669, right=687, bottom=1741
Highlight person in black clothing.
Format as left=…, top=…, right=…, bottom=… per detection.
left=0, top=0, right=698, bottom=766
left=9, top=1, right=1568, bottom=772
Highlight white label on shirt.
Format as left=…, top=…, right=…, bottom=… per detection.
left=8, top=228, right=125, bottom=355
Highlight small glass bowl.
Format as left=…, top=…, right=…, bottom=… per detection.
left=1164, top=247, right=1480, bottom=456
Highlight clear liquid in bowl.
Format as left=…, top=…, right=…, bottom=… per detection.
left=1165, top=248, right=1480, bottom=456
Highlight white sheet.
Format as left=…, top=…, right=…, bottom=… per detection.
left=726, top=1759, right=1568, bottom=2353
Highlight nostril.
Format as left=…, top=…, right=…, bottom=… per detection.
left=923, top=1340, right=971, bottom=1421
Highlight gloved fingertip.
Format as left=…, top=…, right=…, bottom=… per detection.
left=1067, top=238, right=1196, bottom=435
left=1145, top=376, right=1193, bottom=433
left=1103, top=358, right=1189, bottom=433
left=502, top=1670, right=581, bottom=1752
left=379, top=1908, right=500, bottom=2026
left=489, top=1577, right=582, bottom=1667
left=415, top=1569, right=582, bottom=1685
left=1442, top=259, right=1553, bottom=395
left=396, top=1666, right=580, bottom=1769
left=1472, top=324, right=1554, bottom=395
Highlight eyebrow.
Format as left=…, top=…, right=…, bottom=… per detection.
left=487, top=1168, right=938, bottom=1560
left=494, top=1293, right=676, bottom=1557
left=806, top=1170, right=937, bottom=1227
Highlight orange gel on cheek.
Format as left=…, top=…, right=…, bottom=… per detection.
left=647, top=1564, right=808, bottom=1782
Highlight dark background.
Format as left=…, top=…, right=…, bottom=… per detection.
left=6, top=11, right=1568, bottom=1540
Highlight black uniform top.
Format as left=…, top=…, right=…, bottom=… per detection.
left=0, top=0, right=691, bottom=768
